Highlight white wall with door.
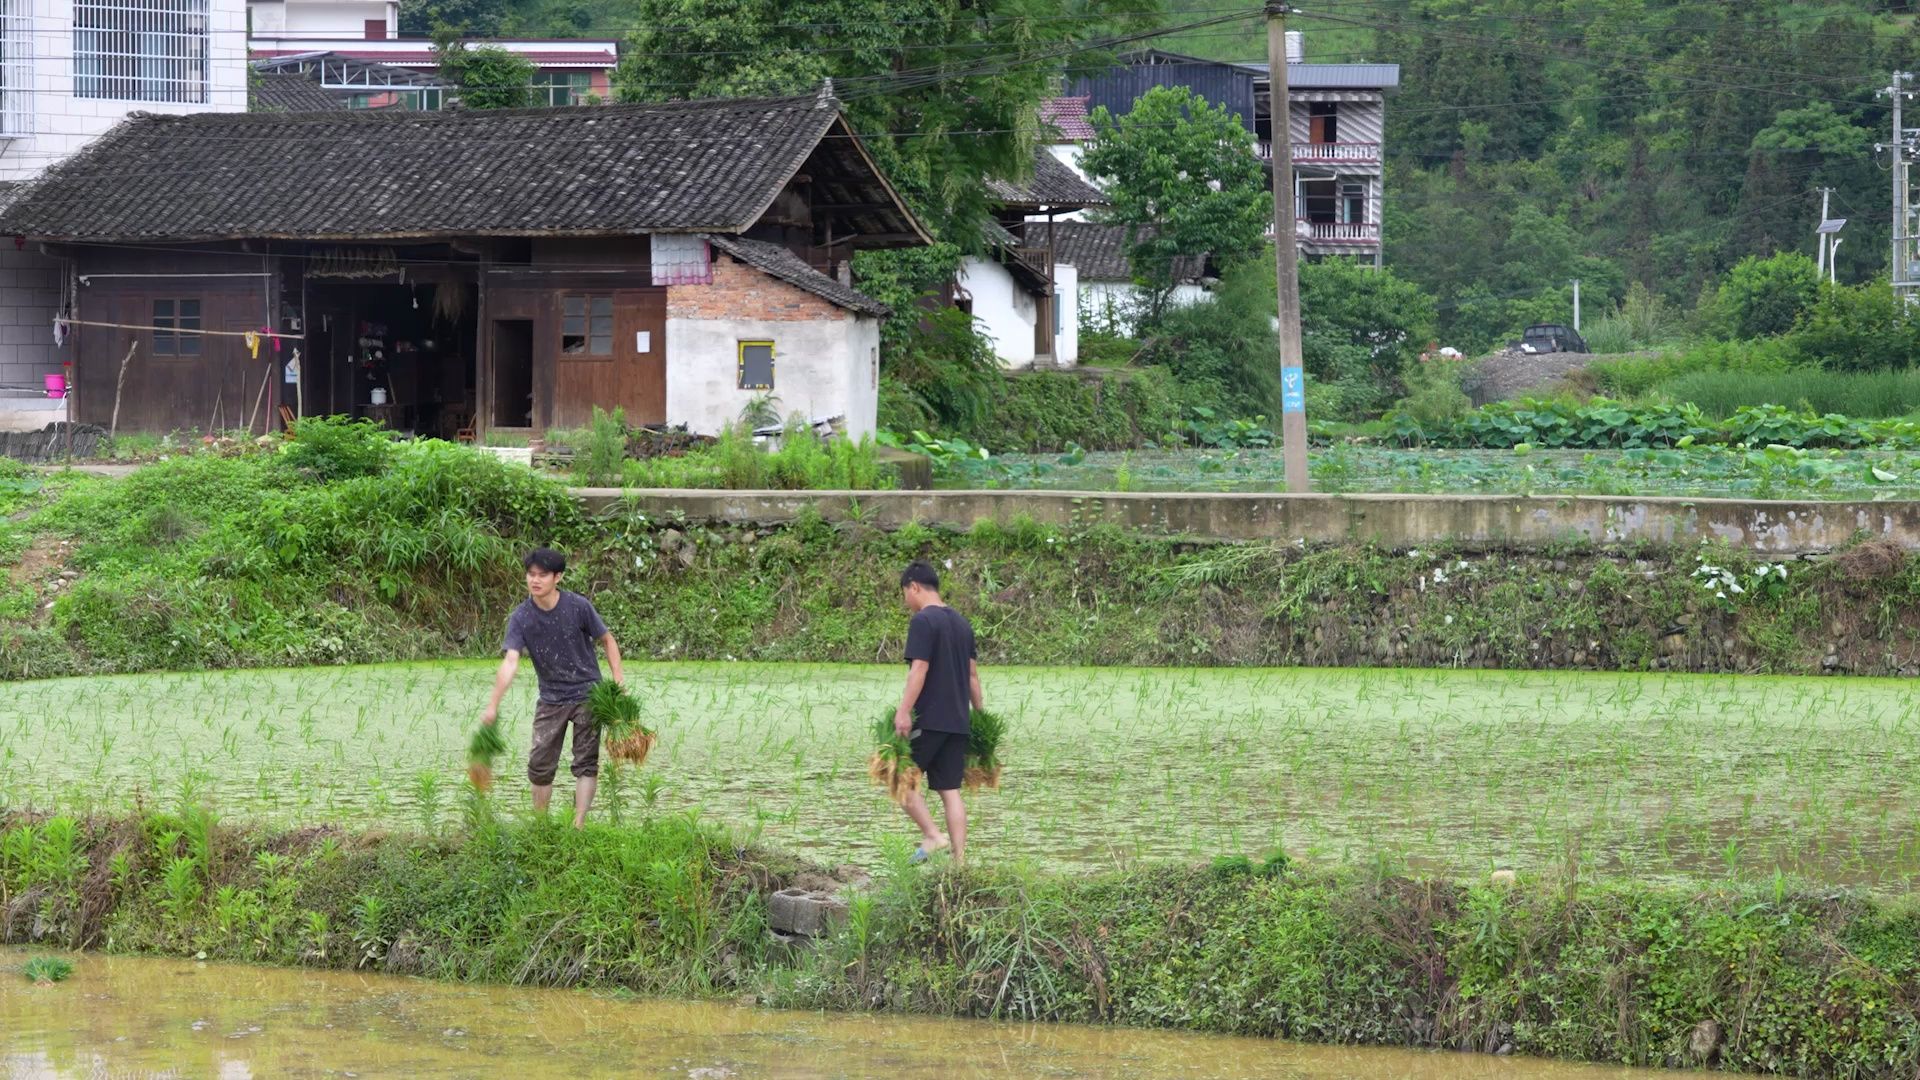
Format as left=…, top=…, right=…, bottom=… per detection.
left=958, top=255, right=1038, bottom=369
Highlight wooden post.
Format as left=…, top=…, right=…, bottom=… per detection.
left=107, top=340, right=137, bottom=440
left=1266, top=1, right=1310, bottom=493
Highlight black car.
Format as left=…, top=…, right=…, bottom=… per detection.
left=1520, top=323, right=1589, bottom=354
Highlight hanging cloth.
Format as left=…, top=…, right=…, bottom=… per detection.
left=244, top=330, right=261, bottom=359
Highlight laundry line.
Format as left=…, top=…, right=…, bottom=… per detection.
left=55, top=317, right=304, bottom=341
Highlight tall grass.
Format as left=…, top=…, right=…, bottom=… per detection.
left=1588, top=338, right=1801, bottom=398
left=619, top=423, right=896, bottom=491
left=1656, top=368, right=1920, bottom=419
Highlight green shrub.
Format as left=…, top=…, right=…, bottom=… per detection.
left=948, top=367, right=1182, bottom=452
left=1393, top=357, right=1474, bottom=427
left=574, top=406, right=628, bottom=487
left=1078, top=331, right=1140, bottom=368
left=1589, top=339, right=1801, bottom=398
left=1790, top=279, right=1920, bottom=372
left=279, top=415, right=393, bottom=481
left=1718, top=251, right=1821, bottom=339
left=1142, top=262, right=1281, bottom=419
left=617, top=426, right=897, bottom=491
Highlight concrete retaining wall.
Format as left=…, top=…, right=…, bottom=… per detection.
left=571, top=488, right=1920, bottom=554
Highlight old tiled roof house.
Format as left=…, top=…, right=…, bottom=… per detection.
left=1, top=89, right=926, bottom=439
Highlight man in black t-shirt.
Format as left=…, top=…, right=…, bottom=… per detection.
left=894, top=560, right=983, bottom=866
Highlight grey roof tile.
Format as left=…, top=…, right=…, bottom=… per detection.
left=704, top=234, right=889, bottom=317
left=3, top=94, right=849, bottom=242
left=249, top=73, right=346, bottom=113
left=985, top=146, right=1106, bottom=209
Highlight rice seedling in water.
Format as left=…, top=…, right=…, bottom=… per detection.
left=589, top=679, right=657, bottom=766
left=21, top=956, right=72, bottom=984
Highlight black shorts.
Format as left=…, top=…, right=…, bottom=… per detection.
left=909, top=728, right=967, bottom=792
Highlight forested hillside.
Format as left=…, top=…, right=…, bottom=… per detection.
left=1169, top=1, right=1920, bottom=348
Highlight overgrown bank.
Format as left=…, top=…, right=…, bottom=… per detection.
left=4, top=810, right=1917, bottom=1077
left=9, top=437, right=1920, bottom=679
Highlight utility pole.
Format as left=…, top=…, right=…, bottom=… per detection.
left=1884, top=72, right=1915, bottom=302
left=1571, top=279, right=1581, bottom=333
left=1816, top=187, right=1833, bottom=278
left=1266, top=0, right=1308, bottom=493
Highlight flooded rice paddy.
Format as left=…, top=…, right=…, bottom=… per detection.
left=0, top=948, right=1710, bottom=1079
left=3, top=662, right=1918, bottom=887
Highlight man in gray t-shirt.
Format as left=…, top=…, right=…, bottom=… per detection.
left=480, top=547, right=625, bottom=828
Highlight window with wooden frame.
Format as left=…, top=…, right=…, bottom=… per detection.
left=737, top=340, right=774, bottom=390
left=560, top=295, right=614, bottom=357
left=151, top=298, right=201, bottom=358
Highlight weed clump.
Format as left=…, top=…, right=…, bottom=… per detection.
left=22, top=956, right=72, bottom=984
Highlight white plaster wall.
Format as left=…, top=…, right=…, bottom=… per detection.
left=1079, top=280, right=1208, bottom=335
left=280, top=0, right=395, bottom=36
left=249, top=0, right=286, bottom=32
left=958, top=255, right=1036, bottom=369
left=1053, top=261, right=1079, bottom=366
left=665, top=315, right=881, bottom=441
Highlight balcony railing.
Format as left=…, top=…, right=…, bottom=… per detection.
left=1296, top=219, right=1380, bottom=244
left=1256, top=141, right=1382, bottom=164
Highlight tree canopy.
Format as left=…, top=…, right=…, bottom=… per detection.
left=1079, top=85, right=1271, bottom=322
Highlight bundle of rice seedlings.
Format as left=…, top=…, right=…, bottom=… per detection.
left=868, top=713, right=922, bottom=805
left=467, top=723, right=507, bottom=791
left=963, top=708, right=1006, bottom=791
left=589, top=680, right=657, bottom=766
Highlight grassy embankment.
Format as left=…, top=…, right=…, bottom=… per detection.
left=3, top=809, right=1917, bottom=1078
left=7, top=427, right=1920, bottom=680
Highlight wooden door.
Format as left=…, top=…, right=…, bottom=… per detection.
left=550, top=288, right=666, bottom=428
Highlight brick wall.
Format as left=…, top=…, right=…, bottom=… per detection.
left=666, top=253, right=850, bottom=323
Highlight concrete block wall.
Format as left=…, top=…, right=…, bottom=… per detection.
left=0, top=0, right=247, bottom=385
left=0, top=246, right=66, bottom=390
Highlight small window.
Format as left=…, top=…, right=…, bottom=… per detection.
left=738, top=340, right=774, bottom=390
left=561, top=295, right=614, bottom=357
left=152, top=298, right=201, bottom=357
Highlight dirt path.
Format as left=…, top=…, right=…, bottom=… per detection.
left=1465, top=350, right=1659, bottom=405
left=28, top=463, right=140, bottom=478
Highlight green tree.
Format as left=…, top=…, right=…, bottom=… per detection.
left=1718, top=252, right=1821, bottom=339
left=1791, top=280, right=1920, bottom=372
left=432, top=27, right=536, bottom=109
left=1298, top=260, right=1437, bottom=415
left=609, top=0, right=1161, bottom=244
left=1079, top=85, right=1269, bottom=325
left=1141, top=261, right=1280, bottom=418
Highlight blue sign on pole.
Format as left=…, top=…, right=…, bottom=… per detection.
left=1281, top=365, right=1305, bottom=414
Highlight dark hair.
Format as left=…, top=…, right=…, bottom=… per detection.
left=522, top=547, right=567, bottom=574
left=900, top=560, right=939, bottom=591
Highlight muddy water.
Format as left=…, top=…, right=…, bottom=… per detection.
left=0, top=951, right=1702, bottom=1080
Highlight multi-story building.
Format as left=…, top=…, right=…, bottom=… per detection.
left=0, top=0, right=248, bottom=414
left=1070, top=37, right=1399, bottom=267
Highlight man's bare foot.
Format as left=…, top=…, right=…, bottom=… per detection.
left=911, top=835, right=950, bottom=863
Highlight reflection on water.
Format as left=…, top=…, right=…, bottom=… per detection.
left=0, top=950, right=1703, bottom=1080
